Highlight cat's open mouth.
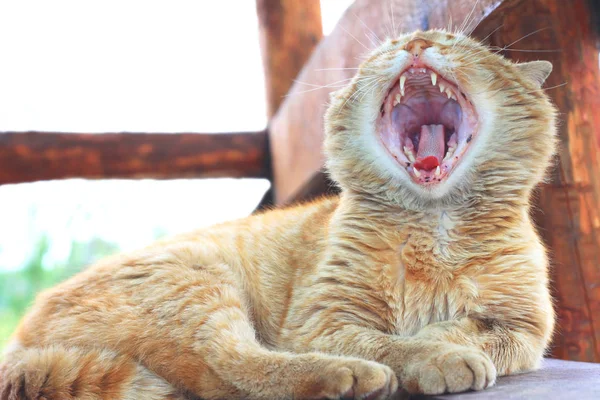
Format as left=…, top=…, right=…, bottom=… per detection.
left=378, top=67, right=478, bottom=186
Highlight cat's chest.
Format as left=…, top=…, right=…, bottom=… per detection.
left=383, top=228, right=480, bottom=336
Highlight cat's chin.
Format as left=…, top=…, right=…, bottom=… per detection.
left=377, top=66, right=478, bottom=188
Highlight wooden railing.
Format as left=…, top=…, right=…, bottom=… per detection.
left=0, top=131, right=269, bottom=184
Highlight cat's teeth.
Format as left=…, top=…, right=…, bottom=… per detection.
left=439, top=83, right=446, bottom=93
left=435, top=165, right=441, bottom=176
left=444, top=146, right=456, bottom=161
left=413, top=168, right=421, bottom=177
left=393, top=94, right=401, bottom=106
left=403, top=146, right=416, bottom=162
left=451, top=93, right=457, bottom=101
left=446, top=88, right=452, bottom=99
left=400, top=75, right=406, bottom=96
left=431, top=72, right=437, bottom=86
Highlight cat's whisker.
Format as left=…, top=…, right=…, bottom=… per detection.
left=351, top=10, right=382, bottom=46
left=314, top=68, right=363, bottom=71
left=351, top=76, right=381, bottom=99
left=446, top=15, right=454, bottom=34
left=337, top=75, right=381, bottom=115
left=535, top=81, right=567, bottom=93
left=288, top=85, right=350, bottom=96
left=389, top=0, right=397, bottom=38
left=363, top=32, right=378, bottom=48
left=339, top=24, right=371, bottom=52
left=381, top=0, right=395, bottom=40
left=462, top=27, right=552, bottom=68
left=479, top=24, right=505, bottom=45
left=458, top=0, right=480, bottom=35
left=502, top=27, right=551, bottom=50
left=293, top=77, right=355, bottom=88
left=496, top=48, right=562, bottom=53
left=365, top=32, right=382, bottom=48
left=287, top=76, right=378, bottom=96
left=357, top=77, right=384, bottom=102
left=461, top=49, right=504, bottom=67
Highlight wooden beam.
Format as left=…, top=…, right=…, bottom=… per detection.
left=284, top=170, right=339, bottom=205
left=269, top=0, right=520, bottom=204
left=256, top=0, right=323, bottom=117
left=0, top=131, right=269, bottom=185
left=475, top=0, right=600, bottom=363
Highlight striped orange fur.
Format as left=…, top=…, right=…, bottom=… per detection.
left=1, top=30, right=556, bottom=399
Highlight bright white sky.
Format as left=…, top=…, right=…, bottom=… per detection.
left=0, top=0, right=354, bottom=271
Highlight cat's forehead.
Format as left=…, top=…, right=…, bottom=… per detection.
left=397, top=30, right=478, bottom=46
left=395, top=30, right=459, bottom=45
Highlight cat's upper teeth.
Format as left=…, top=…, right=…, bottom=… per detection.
left=430, top=72, right=437, bottom=86
left=439, top=82, right=446, bottom=93
left=403, top=146, right=416, bottom=162
left=393, top=94, right=401, bottom=107
left=400, top=75, right=406, bottom=96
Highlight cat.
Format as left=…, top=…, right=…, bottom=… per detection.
left=0, top=29, right=556, bottom=400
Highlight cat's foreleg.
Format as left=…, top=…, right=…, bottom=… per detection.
left=126, top=261, right=397, bottom=400
left=285, top=315, right=550, bottom=395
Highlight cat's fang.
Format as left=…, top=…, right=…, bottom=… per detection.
left=431, top=72, right=437, bottom=86
left=403, top=146, right=416, bottom=162
left=435, top=165, right=441, bottom=176
left=400, top=75, right=406, bottom=96
left=413, top=168, right=421, bottom=177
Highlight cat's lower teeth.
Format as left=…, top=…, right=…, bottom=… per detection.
left=443, top=146, right=456, bottom=161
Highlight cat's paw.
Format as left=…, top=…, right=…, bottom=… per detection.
left=305, top=358, right=398, bottom=400
left=401, top=346, right=496, bottom=395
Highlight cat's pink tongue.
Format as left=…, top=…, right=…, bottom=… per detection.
left=414, top=124, right=445, bottom=171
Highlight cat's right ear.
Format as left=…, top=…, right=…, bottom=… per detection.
left=515, top=60, right=553, bottom=88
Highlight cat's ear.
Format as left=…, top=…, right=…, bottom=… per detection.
left=515, top=60, right=553, bottom=88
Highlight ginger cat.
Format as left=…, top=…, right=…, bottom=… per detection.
left=1, top=29, right=556, bottom=400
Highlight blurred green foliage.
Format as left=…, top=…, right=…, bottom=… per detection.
left=0, top=236, right=120, bottom=354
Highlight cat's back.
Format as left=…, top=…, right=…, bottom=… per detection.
left=12, top=196, right=341, bottom=349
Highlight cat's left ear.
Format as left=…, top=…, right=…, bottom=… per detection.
left=515, top=60, right=553, bottom=88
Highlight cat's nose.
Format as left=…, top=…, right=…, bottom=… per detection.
left=405, top=38, right=431, bottom=58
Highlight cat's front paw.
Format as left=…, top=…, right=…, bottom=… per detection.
left=301, top=358, right=398, bottom=400
left=401, top=346, right=496, bottom=395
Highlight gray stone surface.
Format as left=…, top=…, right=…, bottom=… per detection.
left=408, top=358, right=600, bottom=400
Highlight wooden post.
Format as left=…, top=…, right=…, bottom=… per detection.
left=475, top=0, right=600, bottom=363
left=0, top=131, right=269, bottom=184
left=256, top=0, right=323, bottom=117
